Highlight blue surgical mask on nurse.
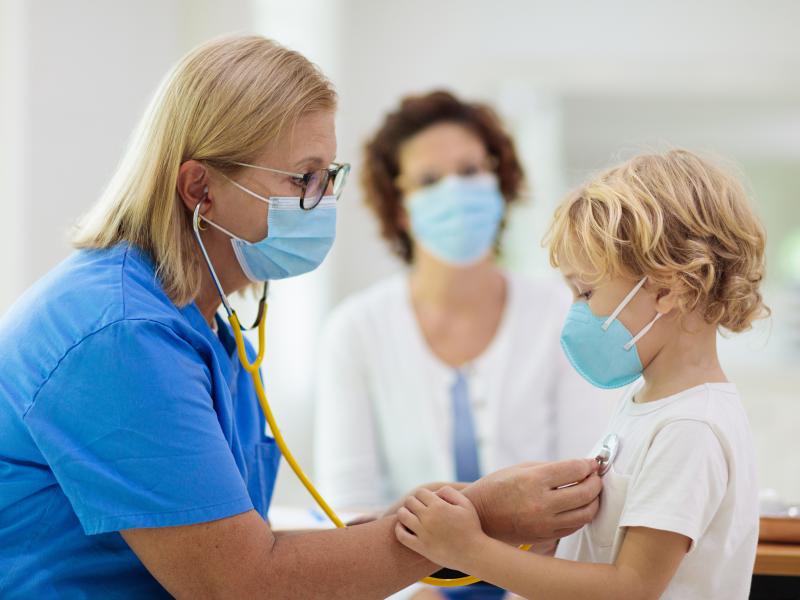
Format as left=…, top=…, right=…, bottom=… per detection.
left=201, top=174, right=338, bottom=281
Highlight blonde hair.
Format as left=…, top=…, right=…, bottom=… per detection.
left=73, top=34, right=336, bottom=305
left=546, top=149, right=769, bottom=333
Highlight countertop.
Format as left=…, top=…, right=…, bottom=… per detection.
left=755, top=543, right=800, bottom=576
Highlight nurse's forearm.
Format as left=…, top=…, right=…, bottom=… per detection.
left=264, top=516, right=436, bottom=598
left=123, top=509, right=436, bottom=599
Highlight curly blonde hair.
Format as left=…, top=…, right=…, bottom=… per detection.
left=546, top=149, right=769, bottom=333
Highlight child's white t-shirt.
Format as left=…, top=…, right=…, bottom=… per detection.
left=555, top=381, right=758, bottom=600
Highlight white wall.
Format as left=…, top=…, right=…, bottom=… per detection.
left=1, top=0, right=29, bottom=310
left=0, top=0, right=252, bottom=312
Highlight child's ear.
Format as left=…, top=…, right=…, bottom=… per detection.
left=653, top=281, right=685, bottom=315
left=654, top=289, right=677, bottom=315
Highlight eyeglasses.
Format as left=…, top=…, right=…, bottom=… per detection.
left=229, top=161, right=350, bottom=210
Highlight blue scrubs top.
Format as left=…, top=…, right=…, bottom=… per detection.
left=0, top=244, right=281, bottom=598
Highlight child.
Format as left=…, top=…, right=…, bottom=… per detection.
left=394, top=150, right=767, bottom=599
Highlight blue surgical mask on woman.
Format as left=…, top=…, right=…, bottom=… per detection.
left=406, top=173, right=505, bottom=266
left=560, top=277, right=663, bottom=389
left=202, top=175, right=336, bottom=281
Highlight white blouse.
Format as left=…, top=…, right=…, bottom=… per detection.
left=313, top=271, right=615, bottom=511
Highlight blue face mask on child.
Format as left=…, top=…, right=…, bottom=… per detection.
left=407, top=173, right=505, bottom=266
left=202, top=176, right=336, bottom=281
left=560, top=277, right=663, bottom=389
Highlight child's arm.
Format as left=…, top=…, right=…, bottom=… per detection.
left=464, top=526, right=688, bottom=600
left=396, top=487, right=689, bottom=600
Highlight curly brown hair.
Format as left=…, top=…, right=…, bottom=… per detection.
left=361, top=90, right=525, bottom=263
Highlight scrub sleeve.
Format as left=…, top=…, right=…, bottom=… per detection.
left=23, top=318, right=258, bottom=534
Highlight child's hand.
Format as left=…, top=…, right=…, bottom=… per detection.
left=382, top=481, right=469, bottom=518
left=394, top=486, right=487, bottom=572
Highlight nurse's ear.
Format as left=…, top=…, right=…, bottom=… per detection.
left=177, top=160, right=212, bottom=216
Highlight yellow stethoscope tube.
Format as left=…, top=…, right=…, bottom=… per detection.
left=192, top=203, right=523, bottom=587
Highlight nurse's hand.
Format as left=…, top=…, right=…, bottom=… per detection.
left=461, top=458, right=601, bottom=545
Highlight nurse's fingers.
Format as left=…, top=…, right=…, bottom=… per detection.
left=397, top=507, right=421, bottom=534
left=540, top=458, right=599, bottom=489
left=395, top=521, right=421, bottom=552
left=551, top=472, right=603, bottom=514
left=551, top=497, right=600, bottom=531
left=405, top=495, right=426, bottom=516
left=415, top=487, right=439, bottom=507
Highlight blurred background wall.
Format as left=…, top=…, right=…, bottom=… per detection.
left=2, top=0, right=798, bottom=506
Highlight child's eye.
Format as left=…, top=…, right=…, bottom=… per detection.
left=579, top=290, right=593, bottom=301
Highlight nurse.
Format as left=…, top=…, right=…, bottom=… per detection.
left=0, top=36, right=601, bottom=598
left=314, top=91, right=611, bottom=599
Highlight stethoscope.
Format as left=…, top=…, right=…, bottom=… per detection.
left=595, top=434, right=620, bottom=475
left=191, top=202, right=621, bottom=587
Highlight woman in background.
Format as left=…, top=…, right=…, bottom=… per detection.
left=314, top=91, right=612, bottom=599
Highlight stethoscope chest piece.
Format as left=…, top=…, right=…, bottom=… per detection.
left=595, top=434, right=620, bottom=476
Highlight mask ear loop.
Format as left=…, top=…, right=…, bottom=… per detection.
left=599, top=276, right=663, bottom=351
left=624, top=312, right=663, bottom=351
left=601, top=277, right=648, bottom=331
left=221, top=171, right=271, bottom=205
